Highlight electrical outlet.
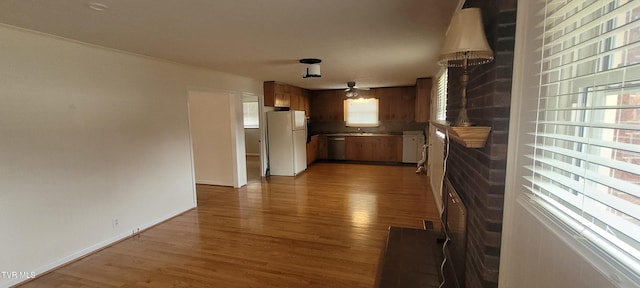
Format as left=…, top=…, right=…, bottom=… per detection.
left=132, top=228, right=142, bottom=240
left=112, top=218, right=119, bottom=228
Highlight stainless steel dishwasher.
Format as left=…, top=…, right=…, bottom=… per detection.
left=327, top=136, right=346, bottom=160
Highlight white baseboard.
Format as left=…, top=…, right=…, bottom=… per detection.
left=195, top=179, right=233, bottom=187
left=1, top=206, right=194, bottom=288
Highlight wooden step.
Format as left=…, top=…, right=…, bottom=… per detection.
left=376, top=226, right=444, bottom=288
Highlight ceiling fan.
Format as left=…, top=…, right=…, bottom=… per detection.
left=344, top=82, right=369, bottom=97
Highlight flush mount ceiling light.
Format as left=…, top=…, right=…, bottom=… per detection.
left=88, top=2, right=108, bottom=11
left=300, top=58, right=321, bottom=78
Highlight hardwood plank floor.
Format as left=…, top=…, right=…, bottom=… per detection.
left=17, top=162, right=440, bottom=288
left=246, top=155, right=261, bottom=183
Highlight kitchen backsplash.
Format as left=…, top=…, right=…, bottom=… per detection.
left=308, top=120, right=426, bottom=135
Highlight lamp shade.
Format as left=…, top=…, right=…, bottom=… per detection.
left=438, top=8, right=494, bottom=67
left=304, top=64, right=321, bottom=78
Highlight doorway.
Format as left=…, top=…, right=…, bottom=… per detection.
left=242, top=93, right=263, bottom=182
left=187, top=88, right=247, bottom=188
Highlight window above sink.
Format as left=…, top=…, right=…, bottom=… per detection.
left=344, top=98, right=379, bottom=127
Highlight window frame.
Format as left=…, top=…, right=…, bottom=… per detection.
left=506, top=0, right=640, bottom=283
left=343, top=98, right=380, bottom=127
left=435, top=67, right=448, bottom=122
left=434, top=67, right=448, bottom=139
left=242, top=101, right=260, bottom=129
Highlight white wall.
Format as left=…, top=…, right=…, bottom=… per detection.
left=499, top=2, right=639, bottom=287
left=499, top=202, right=632, bottom=288
left=0, top=24, right=260, bottom=287
left=189, top=89, right=247, bottom=188
left=230, top=91, right=248, bottom=187
left=244, top=129, right=260, bottom=155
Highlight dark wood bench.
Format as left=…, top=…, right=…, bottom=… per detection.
left=376, top=226, right=444, bottom=288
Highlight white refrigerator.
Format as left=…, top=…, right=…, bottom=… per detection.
left=267, top=110, right=307, bottom=176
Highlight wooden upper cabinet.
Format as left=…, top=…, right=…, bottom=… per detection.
left=264, top=81, right=276, bottom=107
left=264, top=81, right=289, bottom=107
left=290, top=86, right=300, bottom=110
left=310, top=90, right=344, bottom=121
left=265, top=80, right=429, bottom=123
left=375, top=86, right=415, bottom=121
left=415, top=78, right=432, bottom=122
left=264, top=81, right=310, bottom=110
left=300, top=89, right=310, bottom=118
left=275, top=84, right=290, bottom=108
left=289, top=86, right=311, bottom=117
left=309, top=86, right=417, bottom=122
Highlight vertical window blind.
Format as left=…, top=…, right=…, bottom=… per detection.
left=526, top=0, right=640, bottom=275
left=436, top=68, right=448, bottom=121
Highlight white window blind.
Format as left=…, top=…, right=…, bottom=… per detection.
left=435, top=68, right=448, bottom=121
left=344, top=98, right=379, bottom=127
left=243, top=102, right=259, bottom=128
left=525, top=0, right=640, bottom=276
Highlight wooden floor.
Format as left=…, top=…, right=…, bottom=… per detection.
left=17, top=162, right=440, bottom=288
left=246, top=155, right=261, bottom=183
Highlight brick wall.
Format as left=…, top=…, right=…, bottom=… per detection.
left=444, top=1, right=516, bottom=287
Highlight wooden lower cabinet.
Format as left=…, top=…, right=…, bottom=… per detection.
left=306, top=135, right=319, bottom=165
left=345, top=136, right=402, bottom=162
left=378, top=137, right=403, bottom=162
left=317, top=135, right=328, bottom=160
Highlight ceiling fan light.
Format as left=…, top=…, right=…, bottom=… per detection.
left=345, top=90, right=358, bottom=98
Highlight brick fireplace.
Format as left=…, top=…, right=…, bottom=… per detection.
left=443, top=1, right=516, bottom=287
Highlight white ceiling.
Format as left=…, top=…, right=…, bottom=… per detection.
left=0, top=0, right=459, bottom=90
